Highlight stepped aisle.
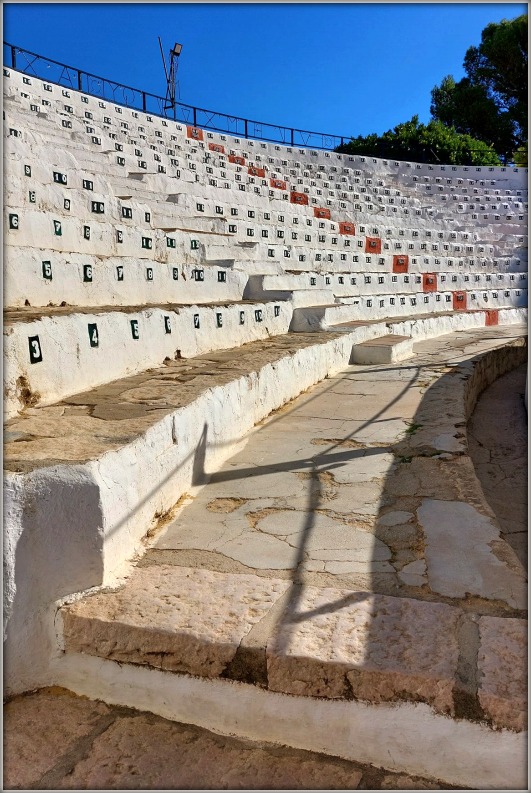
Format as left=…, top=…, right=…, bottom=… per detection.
left=51, top=325, right=527, bottom=789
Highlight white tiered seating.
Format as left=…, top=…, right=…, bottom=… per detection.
left=3, top=65, right=528, bottom=420
left=3, top=64, right=528, bottom=757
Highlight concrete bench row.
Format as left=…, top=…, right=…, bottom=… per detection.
left=5, top=298, right=527, bottom=418
left=4, top=101, right=521, bottom=229
left=4, top=70, right=527, bottom=187
left=5, top=121, right=526, bottom=247
left=4, top=300, right=293, bottom=418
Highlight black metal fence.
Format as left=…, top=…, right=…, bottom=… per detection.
left=3, top=42, right=350, bottom=150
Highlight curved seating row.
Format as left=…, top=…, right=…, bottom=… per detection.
left=3, top=67, right=527, bottom=423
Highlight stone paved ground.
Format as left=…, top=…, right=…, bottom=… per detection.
left=142, top=327, right=526, bottom=608
left=3, top=688, right=458, bottom=790
left=5, top=327, right=527, bottom=789
left=61, top=327, right=527, bottom=731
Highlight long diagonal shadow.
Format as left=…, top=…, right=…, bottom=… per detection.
left=270, top=333, right=527, bottom=649
left=102, top=336, right=507, bottom=544
left=265, top=364, right=423, bottom=646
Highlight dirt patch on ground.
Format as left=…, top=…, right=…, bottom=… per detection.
left=207, top=497, right=248, bottom=513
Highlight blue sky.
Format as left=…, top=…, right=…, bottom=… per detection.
left=3, top=3, right=526, bottom=138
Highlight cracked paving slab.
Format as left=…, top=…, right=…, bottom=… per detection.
left=57, top=325, right=528, bottom=733
left=150, top=326, right=527, bottom=609
left=417, top=499, right=526, bottom=609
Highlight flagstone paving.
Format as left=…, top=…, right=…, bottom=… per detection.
left=143, top=326, right=527, bottom=608
left=62, top=326, right=527, bottom=732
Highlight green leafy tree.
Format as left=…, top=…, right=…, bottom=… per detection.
left=430, top=75, right=516, bottom=156
left=431, top=14, right=527, bottom=157
left=336, top=115, right=500, bottom=166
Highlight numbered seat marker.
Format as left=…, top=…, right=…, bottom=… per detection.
left=28, top=335, right=43, bottom=364
left=88, top=323, right=99, bottom=348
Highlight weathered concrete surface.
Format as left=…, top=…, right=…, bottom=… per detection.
left=468, top=364, right=528, bottom=566
left=4, top=300, right=293, bottom=418
left=58, top=326, right=527, bottom=737
left=4, top=331, right=352, bottom=470
left=477, top=616, right=527, bottom=732
left=3, top=687, right=454, bottom=790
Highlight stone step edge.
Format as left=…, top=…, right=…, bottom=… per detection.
left=49, top=637, right=526, bottom=790
left=292, top=305, right=527, bottom=333
left=58, top=565, right=527, bottom=734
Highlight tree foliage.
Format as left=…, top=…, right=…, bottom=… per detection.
left=336, top=14, right=526, bottom=165
left=336, top=115, right=500, bottom=166
left=431, top=15, right=527, bottom=156
left=430, top=75, right=515, bottom=155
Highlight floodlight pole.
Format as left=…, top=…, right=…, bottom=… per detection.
left=158, top=37, right=182, bottom=115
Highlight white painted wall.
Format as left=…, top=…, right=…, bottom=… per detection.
left=4, top=248, right=247, bottom=308
left=4, top=301, right=293, bottom=419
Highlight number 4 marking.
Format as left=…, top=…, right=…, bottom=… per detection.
left=88, top=323, right=99, bottom=347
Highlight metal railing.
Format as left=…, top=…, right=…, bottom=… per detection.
left=3, top=42, right=351, bottom=150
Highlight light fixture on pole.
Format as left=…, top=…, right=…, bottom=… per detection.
left=158, top=37, right=183, bottom=114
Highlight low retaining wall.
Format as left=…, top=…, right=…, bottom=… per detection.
left=388, top=307, right=527, bottom=339
left=4, top=301, right=293, bottom=419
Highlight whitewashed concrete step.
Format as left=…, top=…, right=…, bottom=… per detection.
left=3, top=300, right=294, bottom=417
left=351, top=334, right=413, bottom=364
left=246, top=287, right=337, bottom=309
